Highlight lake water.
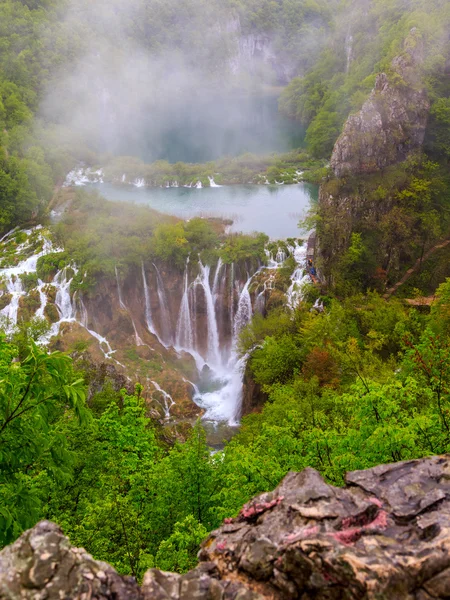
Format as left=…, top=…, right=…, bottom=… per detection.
left=100, top=93, right=306, bottom=163
left=86, top=182, right=318, bottom=239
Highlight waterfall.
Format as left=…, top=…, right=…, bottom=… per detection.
left=190, top=283, right=198, bottom=352
left=176, top=258, right=193, bottom=350
left=151, top=381, right=175, bottom=419
left=234, top=277, right=253, bottom=340
left=142, top=262, right=156, bottom=336
left=199, top=261, right=221, bottom=367
left=208, top=177, right=222, bottom=188
left=212, top=258, right=223, bottom=300
left=115, top=266, right=126, bottom=310
left=286, top=242, right=309, bottom=310
left=55, top=269, right=76, bottom=321
left=229, top=262, right=235, bottom=335
left=153, top=264, right=173, bottom=346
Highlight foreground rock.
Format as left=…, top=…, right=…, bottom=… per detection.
left=2, top=455, right=450, bottom=599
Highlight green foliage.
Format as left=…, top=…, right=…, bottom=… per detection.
left=219, top=233, right=268, bottom=264
left=280, top=1, right=450, bottom=158
left=156, top=516, right=207, bottom=574
left=0, top=336, right=87, bottom=545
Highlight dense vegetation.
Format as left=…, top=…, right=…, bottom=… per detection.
left=3, top=0, right=450, bottom=585
left=280, top=0, right=450, bottom=159
left=3, top=282, right=450, bottom=578
left=43, top=189, right=269, bottom=286
left=99, top=151, right=326, bottom=187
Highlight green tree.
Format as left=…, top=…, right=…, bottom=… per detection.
left=0, top=336, right=86, bottom=546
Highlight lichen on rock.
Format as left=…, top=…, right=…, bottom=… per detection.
left=2, top=455, right=450, bottom=599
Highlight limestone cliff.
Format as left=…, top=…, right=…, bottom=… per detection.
left=330, top=29, right=429, bottom=178
left=2, top=455, right=450, bottom=599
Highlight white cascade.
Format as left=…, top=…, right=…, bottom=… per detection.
left=264, top=249, right=279, bottom=269
left=208, top=176, right=222, bottom=188
left=229, top=262, right=235, bottom=335
left=35, top=280, right=48, bottom=319
left=234, top=277, right=253, bottom=339
left=115, top=266, right=126, bottom=310
left=276, top=248, right=287, bottom=263
left=198, top=261, right=221, bottom=367
left=153, top=264, right=173, bottom=346
left=286, top=242, right=309, bottom=310
left=55, top=268, right=76, bottom=321
left=151, top=381, right=175, bottom=419
left=212, top=258, right=223, bottom=300
left=142, top=262, right=157, bottom=337
left=176, top=258, right=194, bottom=350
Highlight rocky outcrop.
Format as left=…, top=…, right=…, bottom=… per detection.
left=3, top=455, right=450, bottom=599
left=331, top=29, right=430, bottom=177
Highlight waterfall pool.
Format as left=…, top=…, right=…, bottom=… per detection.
left=84, top=182, right=318, bottom=239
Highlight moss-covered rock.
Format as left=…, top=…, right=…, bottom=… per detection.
left=0, top=293, right=12, bottom=311
left=18, top=290, right=41, bottom=322
left=44, top=302, right=60, bottom=324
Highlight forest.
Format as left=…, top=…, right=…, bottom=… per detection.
left=2, top=0, right=450, bottom=584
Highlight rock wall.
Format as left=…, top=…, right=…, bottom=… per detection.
left=330, top=29, right=429, bottom=178
left=2, top=455, right=450, bottom=599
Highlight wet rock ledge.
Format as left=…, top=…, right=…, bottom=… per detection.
left=1, top=455, right=450, bottom=599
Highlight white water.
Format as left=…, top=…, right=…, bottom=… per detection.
left=153, top=264, right=173, bottom=346
left=208, top=176, right=222, bottom=188
left=0, top=227, right=120, bottom=361
left=1, top=227, right=311, bottom=426
left=142, top=262, right=157, bottom=338
left=176, top=259, right=194, bottom=351
left=151, top=380, right=175, bottom=419
left=286, top=242, right=310, bottom=310
left=199, top=262, right=221, bottom=368
left=234, top=277, right=253, bottom=338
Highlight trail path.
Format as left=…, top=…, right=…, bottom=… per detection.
left=383, top=238, right=450, bottom=299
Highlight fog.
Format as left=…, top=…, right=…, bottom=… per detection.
left=39, top=0, right=323, bottom=163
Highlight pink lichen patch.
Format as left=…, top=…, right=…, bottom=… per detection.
left=282, top=526, right=320, bottom=545
left=369, top=497, right=383, bottom=508
left=332, top=509, right=389, bottom=546
left=239, top=496, right=285, bottom=521
left=367, top=509, right=388, bottom=530
left=224, top=518, right=234, bottom=524
left=216, top=541, right=227, bottom=551
left=331, top=528, right=363, bottom=546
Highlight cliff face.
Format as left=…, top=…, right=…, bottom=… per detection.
left=2, top=455, right=450, bottom=599
left=317, top=30, right=435, bottom=288
left=330, top=29, right=429, bottom=178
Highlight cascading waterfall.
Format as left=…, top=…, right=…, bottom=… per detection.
left=176, top=258, right=194, bottom=350
left=229, top=262, right=235, bottom=334
left=151, top=380, right=175, bottom=419
left=234, top=277, right=253, bottom=338
left=153, top=264, right=173, bottom=346
left=212, top=258, right=223, bottom=299
left=286, top=242, right=309, bottom=310
left=0, top=227, right=118, bottom=361
left=198, top=261, right=221, bottom=367
left=2, top=225, right=313, bottom=427
left=142, top=262, right=156, bottom=337
left=55, top=268, right=76, bottom=321
left=115, top=266, right=126, bottom=310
